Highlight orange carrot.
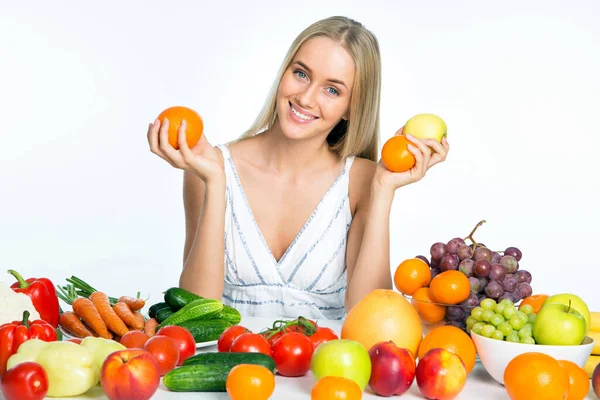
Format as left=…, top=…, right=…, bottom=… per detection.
left=72, top=297, right=111, bottom=339
left=113, top=302, right=144, bottom=330
left=118, top=296, right=145, bottom=312
left=133, top=311, right=145, bottom=330
left=90, top=291, right=129, bottom=337
left=59, top=311, right=94, bottom=338
left=144, top=318, right=158, bottom=337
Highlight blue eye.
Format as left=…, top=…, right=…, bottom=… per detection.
left=294, top=70, right=307, bottom=79
left=327, top=87, right=339, bottom=96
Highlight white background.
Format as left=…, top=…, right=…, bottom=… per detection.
left=1, top=1, right=599, bottom=312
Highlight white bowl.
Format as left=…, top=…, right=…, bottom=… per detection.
left=471, top=332, right=595, bottom=385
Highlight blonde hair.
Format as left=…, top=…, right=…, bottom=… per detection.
left=239, top=16, right=381, bottom=162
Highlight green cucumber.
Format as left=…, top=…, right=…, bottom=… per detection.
left=176, top=319, right=232, bottom=343
left=182, top=352, right=276, bottom=373
left=164, top=287, right=202, bottom=310
left=219, top=305, right=242, bottom=325
left=148, top=302, right=172, bottom=319
left=155, top=307, right=175, bottom=323
left=163, top=364, right=233, bottom=392
left=158, top=298, right=223, bottom=329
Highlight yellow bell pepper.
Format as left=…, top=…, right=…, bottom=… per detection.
left=7, top=339, right=97, bottom=397
left=80, top=336, right=126, bottom=383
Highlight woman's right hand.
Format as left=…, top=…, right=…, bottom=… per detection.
left=147, top=118, right=224, bottom=183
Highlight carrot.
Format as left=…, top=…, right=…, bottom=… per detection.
left=90, top=291, right=129, bottom=337
left=144, top=318, right=158, bottom=337
left=59, top=311, right=94, bottom=338
left=72, top=297, right=111, bottom=339
left=113, top=302, right=144, bottom=330
left=133, top=311, right=145, bottom=330
left=118, top=296, right=145, bottom=312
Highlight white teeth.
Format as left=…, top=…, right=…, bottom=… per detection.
left=291, top=105, right=316, bottom=120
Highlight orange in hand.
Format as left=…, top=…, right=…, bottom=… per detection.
left=428, top=270, right=470, bottom=305
left=504, top=352, right=569, bottom=400
left=518, top=294, right=548, bottom=314
left=311, top=376, right=362, bottom=400
left=156, top=106, right=204, bottom=149
left=381, top=135, right=415, bottom=172
left=394, top=258, right=431, bottom=296
left=226, top=364, right=275, bottom=400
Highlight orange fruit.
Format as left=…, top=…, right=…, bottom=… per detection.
left=518, top=294, right=549, bottom=314
left=394, top=258, right=432, bottom=295
left=226, top=364, right=275, bottom=400
left=558, top=360, right=590, bottom=400
left=428, top=270, right=470, bottom=305
left=156, top=106, right=204, bottom=149
left=504, top=352, right=569, bottom=400
left=341, top=289, right=422, bottom=357
left=381, top=136, right=416, bottom=172
left=311, top=376, right=362, bottom=400
left=417, top=325, right=477, bottom=374
left=411, top=287, right=446, bottom=324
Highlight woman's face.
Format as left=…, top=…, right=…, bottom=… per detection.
left=276, top=36, right=355, bottom=142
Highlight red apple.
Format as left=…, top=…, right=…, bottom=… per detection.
left=416, top=348, right=467, bottom=400
left=593, top=362, right=600, bottom=398
left=100, top=349, right=160, bottom=400
left=368, top=341, right=415, bottom=396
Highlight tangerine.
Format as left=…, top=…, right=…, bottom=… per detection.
left=381, top=135, right=416, bottom=172
left=417, top=325, right=477, bottom=374
left=428, top=270, right=470, bottom=305
left=558, top=360, right=590, bottom=400
left=156, top=106, right=204, bottom=149
left=518, top=294, right=549, bottom=314
left=394, top=258, right=432, bottom=296
left=226, top=364, right=275, bottom=400
left=411, top=287, right=446, bottom=324
left=311, top=376, right=362, bottom=400
left=504, top=352, right=569, bottom=400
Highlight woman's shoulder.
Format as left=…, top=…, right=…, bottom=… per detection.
left=348, top=156, right=377, bottom=182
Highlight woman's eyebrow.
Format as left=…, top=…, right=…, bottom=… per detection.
left=293, top=60, right=348, bottom=89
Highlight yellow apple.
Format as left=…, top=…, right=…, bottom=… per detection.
left=543, top=293, right=591, bottom=334
left=404, top=114, right=447, bottom=143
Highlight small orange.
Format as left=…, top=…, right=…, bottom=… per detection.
left=428, top=270, right=470, bottom=305
left=411, top=287, right=446, bottom=324
left=417, top=325, right=477, bottom=374
left=381, top=135, right=416, bottom=172
left=156, top=105, right=204, bottom=149
left=504, top=352, right=569, bottom=400
left=226, top=364, right=275, bottom=400
left=518, top=294, right=549, bottom=314
left=311, top=376, right=362, bottom=400
left=394, top=258, right=432, bottom=295
left=558, top=360, right=590, bottom=400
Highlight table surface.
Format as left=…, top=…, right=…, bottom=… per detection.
left=1, top=316, right=597, bottom=400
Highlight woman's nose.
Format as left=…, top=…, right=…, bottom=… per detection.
left=296, top=83, right=318, bottom=109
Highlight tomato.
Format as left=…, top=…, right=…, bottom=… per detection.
left=218, top=325, right=250, bottom=352
left=311, top=376, right=362, bottom=400
left=143, top=335, right=180, bottom=375
left=1, top=362, right=48, bottom=400
left=156, top=326, right=196, bottom=365
left=284, top=319, right=317, bottom=334
left=119, top=330, right=150, bottom=349
left=230, top=333, right=272, bottom=356
left=309, top=326, right=339, bottom=349
left=271, top=332, right=314, bottom=377
left=226, top=364, right=275, bottom=400
left=67, top=338, right=82, bottom=344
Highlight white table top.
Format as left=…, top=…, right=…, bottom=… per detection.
left=1, top=316, right=597, bottom=399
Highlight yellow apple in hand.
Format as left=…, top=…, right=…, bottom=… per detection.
left=404, top=114, right=447, bottom=143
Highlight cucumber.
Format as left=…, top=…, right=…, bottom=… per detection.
left=176, top=319, right=232, bottom=343
left=164, top=287, right=202, bottom=310
left=163, top=364, right=233, bottom=392
left=219, top=305, right=242, bottom=325
left=155, top=307, right=175, bottom=323
left=148, top=302, right=171, bottom=319
left=182, top=352, right=276, bottom=373
left=158, top=298, right=223, bottom=329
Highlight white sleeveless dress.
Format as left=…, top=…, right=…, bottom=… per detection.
left=217, top=144, right=355, bottom=320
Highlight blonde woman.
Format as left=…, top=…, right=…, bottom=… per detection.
left=147, top=16, right=449, bottom=320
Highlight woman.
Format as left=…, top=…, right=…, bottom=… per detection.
left=147, top=16, right=449, bottom=320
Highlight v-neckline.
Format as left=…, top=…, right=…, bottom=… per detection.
left=225, top=146, right=348, bottom=267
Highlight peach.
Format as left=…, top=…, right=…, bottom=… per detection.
left=593, top=362, right=600, bottom=398
left=368, top=341, right=416, bottom=396
left=101, top=349, right=160, bottom=400
left=416, top=348, right=467, bottom=400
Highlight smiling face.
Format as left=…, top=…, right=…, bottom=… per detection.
left=275, top=36, right=356, bottom=142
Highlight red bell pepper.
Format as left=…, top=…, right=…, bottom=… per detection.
left=8, top=269, right=60, bottom=328
left=0, top=311, right=57, bottom=376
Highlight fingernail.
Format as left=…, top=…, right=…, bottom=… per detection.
left=405, top=133, right=414, bottom=139
left=182, top=119, right=187, bottom=126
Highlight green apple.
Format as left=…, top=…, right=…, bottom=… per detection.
left=310, top=339, right=371, bottom=390
left=543, top=293, right=590, bottom=334
left=404, top=114, right=447, bottom=143
left=532, top=302, right=587, bottom=345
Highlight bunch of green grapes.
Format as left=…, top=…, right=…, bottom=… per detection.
left=466, top=298, right=537, bottom=344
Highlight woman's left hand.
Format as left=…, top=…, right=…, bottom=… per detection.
left=373, top=126, right=450, bottom=191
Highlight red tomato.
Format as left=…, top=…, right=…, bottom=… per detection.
left=217, top=325, right=250, bottom=352
left=261, top=330, right=284, bottom=346
left=156, top=326, right=196, bottom=365
left=309, top=326, right=339, bottom=349
left=1, top=362, right=48, bottom=400
left=120, top=330, right=150, bottom=349
left=271, top=332, right=314, bottom=377
left=230, top=333, right=272, bottom=356
left=284, top=319, right=317, bottom=334
left=143, top=335, right=180, bottom=375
